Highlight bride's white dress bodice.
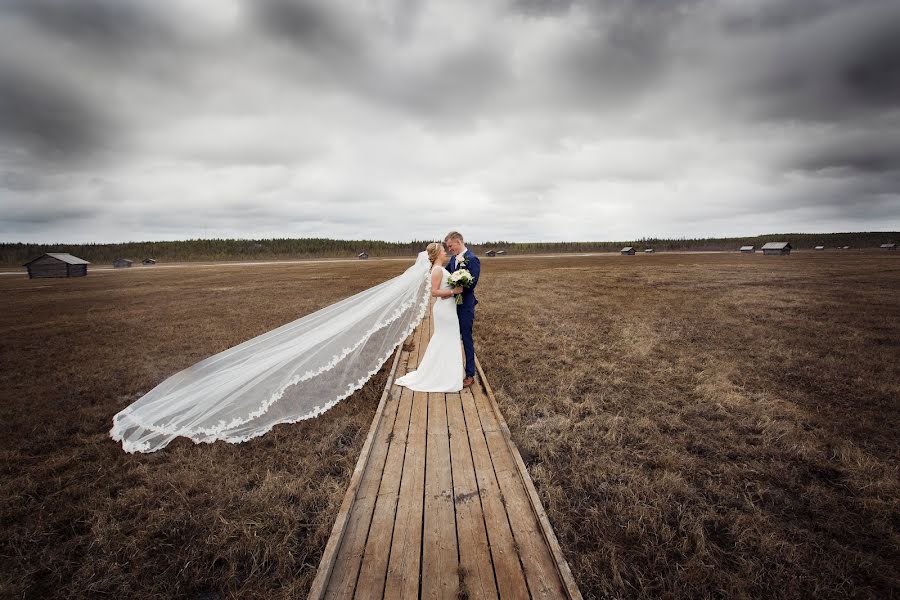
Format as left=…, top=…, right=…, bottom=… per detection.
left=395, top=266, right=464, bottom=392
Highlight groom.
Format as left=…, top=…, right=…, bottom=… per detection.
left=445, top=231, right=480, bottom=388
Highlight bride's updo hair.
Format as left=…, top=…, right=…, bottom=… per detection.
left=426, top=242, right=443, bottom=265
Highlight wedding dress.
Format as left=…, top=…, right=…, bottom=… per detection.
left=395, top=265, right=464, bottom=393
left=111, top=251, right=433, bottom=453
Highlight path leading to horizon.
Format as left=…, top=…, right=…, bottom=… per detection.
left=307, top=299, right=582, bottom=599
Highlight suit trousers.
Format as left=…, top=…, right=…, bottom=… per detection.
left=457, top=305, right=476, bottom=378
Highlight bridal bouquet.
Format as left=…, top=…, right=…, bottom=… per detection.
left=447, top=269, right=474, bottom=304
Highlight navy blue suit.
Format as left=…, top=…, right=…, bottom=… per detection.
left=448, top=249, right=480, bottom=378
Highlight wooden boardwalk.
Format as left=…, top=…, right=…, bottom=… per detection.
left=309, top=301, right=581, bottom=599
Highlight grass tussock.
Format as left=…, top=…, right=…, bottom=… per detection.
left=1, top=253, right=898, bottom=598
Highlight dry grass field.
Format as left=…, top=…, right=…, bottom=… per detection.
left=1, top=252, right=897, bottom=599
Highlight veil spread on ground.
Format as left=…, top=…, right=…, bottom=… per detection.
left=110, top=251, right=432, bottom=453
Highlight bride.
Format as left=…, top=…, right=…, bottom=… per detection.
left=395, top=242, right=464, bottom=393
left=110, top=245, right=458, bottom=453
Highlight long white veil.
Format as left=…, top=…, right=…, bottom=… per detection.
left=111, top=251, right=432, bottom=453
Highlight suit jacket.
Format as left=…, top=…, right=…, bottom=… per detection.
left=448, top=249, right=480, bottom=310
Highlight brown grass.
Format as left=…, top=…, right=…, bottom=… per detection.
left=2, top=253, right=898, bottom=599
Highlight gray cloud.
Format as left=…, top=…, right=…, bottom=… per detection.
left=0, top=0, right=897, bottom=244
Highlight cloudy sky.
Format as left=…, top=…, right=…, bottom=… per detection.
left=1, top=0, right=898, bottom=243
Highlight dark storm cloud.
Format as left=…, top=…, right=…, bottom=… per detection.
left=1, top=0, right=172, bottom=49
left=732, top=2, right=900, bottom=123
left=245, top=0, right=511, bottom=122
left=247, top=0, right=367, bottom=77
left=722, top=0, right=860, bottom=33
left=0, top=62, right=109, bottom=161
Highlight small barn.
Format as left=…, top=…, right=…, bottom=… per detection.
left=740, top=245, right=755, bottom=253
left=142, top=258, right=157, bottom=265
left=880, top=243, right=896, bottom=251
left=814, top=246, right=825, bottom=251
left=621, top=247, right=635, bottom=255
left=496, top=250, right=506, bottom=256
left=485, top=250, right=497, bottom=257
left=23, top=253, right=90, bottom=279
left=841, top=246, right=851, bottom=250
left=644, top=248, right=655, bottom=253
left=113, top=258, right=133, bottom=268
left=762, top=242, right=792, bottom=256
left=358, top=252, right=369, bottom=260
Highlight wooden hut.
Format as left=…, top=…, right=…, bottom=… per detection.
left=621, top=247, right=635, bottom=255
left=644, top=248, right=655, bottom=253
left=142, top=258, right=157, bottom=265
left=814, top=246, right=825, bottom=251
left=358, top=252, right=369, bottom=260
left=740, top=245, right=755, bottom=253
left=880, top=243, right=896, bottom=251
left=113, top=258, right=133, bottom=268
left=496, top=250, right=506, bottom=256
left=762, top=242, right=792, bottom=256
left=841, top=246, right=851, bottom=250
left=485, top=250, right=497, bottom=257
left=23, top=253, right=90, bottom=279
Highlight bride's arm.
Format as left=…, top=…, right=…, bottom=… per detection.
left=431, top=267, right=456, bottom=298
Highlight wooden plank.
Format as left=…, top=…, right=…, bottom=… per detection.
left=446, top=391, right=499, bottom=599
left=383, top=310, right=430, bottom=599
left=307, top=341, right=406, bottom=599
left=475, top=357, right=583, bottom=600
left=422, top=391, right=459, bottom=599
left=384, top=388, right=428, bottom=598
left=324, top=384, right=404, bottom=599
left=353, top=385, right=414, bottom=599
left=354, top=310, right=429, bottom=599
left=460, top=387, right=530, bottom=599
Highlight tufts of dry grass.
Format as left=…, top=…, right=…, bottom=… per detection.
left=0, top=261, right=408, bottom=599
left=475, top=253, right=899, bottom=599
left=1, top=253, right=898, bottom=599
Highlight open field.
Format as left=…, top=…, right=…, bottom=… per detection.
left=1, top=253, right=898, bottom=598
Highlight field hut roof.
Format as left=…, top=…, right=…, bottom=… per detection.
left=761, top=242, right=791, bottom=250
left=23, top=253, right=90, bottom=266
left=621, top=246, right=633, bottom=252
left=740, top=245, right=754, bottom=251
left=496, top=250, right=506, bottom=255
left=485, top=250, right=497, bottom=256
left=815, top=245, right=825, bottom=250
left=880, top=243, right=896, bottom=249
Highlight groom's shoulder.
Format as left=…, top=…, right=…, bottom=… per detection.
left=466, top=249, right=479, bottom=260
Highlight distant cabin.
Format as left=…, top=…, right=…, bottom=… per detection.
left=880, top=243, right=896, bottom=251
left=496, top=250, right=506, bottom=256
left=485, top=250, right=497, bottom=257
left=113, top=258, right=133, bottom=268
left=841, top=246, right=851, bottom=250
left=142, top=258, right=157, bottom=265
left=23, top=253, right=90, bottom=279
left=644, top=248, right=655, bottom=253
left=740, top=246, right=755, bottom=253
left=358, top=252, right=369, bottom=260
left=621, top=247, right=635, bottom=255
left=814, top=246, right=825, bottom=251
left=762, top=242, right=792, bottom=256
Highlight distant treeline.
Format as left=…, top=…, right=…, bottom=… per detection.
left=2, top=232, right=897, bottom=267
